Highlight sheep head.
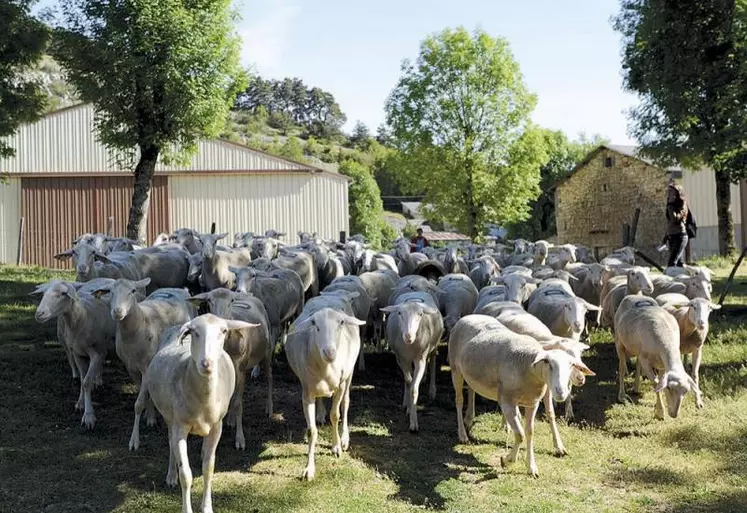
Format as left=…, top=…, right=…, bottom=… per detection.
left=292, top=308, right=365, bottom=363
left=177, top=314, right=259, bottom=376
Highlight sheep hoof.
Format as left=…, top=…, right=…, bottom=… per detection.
left=81, top=412, right=96, bottom=430
left=554, top=448, right=568, bottom=458
left=235, top=434, right=246, bottom=450
left=146, top=415, right=157, bottom=428
left=166, top=474, right=179, bottom=488
left=458, top=434, right=469, bottom=444
left=696, top=398, right=704, bottom=409
left=528, top=467, right=540, bottom=479
left=617, top=394, right=632, bottom=404
left=302, top=466, right=316, bottom=481
left=341, top=433, right=350, bottom=451
left=409, top=424, right=419, bottom=434
left=75, top=399, right=84, bottom=411
left=251, top=365, right=261, bottom=380
left=332, top=445, right=342, bottom=458
left=499, top=456, right=507, bottom=468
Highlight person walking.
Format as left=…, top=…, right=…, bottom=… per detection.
left=410, top=228, right=430, bottom=253
left=662, top=184, right=690, bottom=267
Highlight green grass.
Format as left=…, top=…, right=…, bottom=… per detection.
left=2, top=263, right=747, bottom=512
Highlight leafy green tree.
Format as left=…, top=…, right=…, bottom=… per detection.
left=614, top=0, right=747, bottom=255
left=385, top=27, right=549, bottom=239
left=0, top=0, right=49, bottom=158
left=509, top=131, right=606, bottom=240
left=51, top=0, right=245, bottom=242
left=349, top=120, right=372, bottom=150
left=278, top=136, right=305, bottom=162
left=339, top=160, right=388, bottom=248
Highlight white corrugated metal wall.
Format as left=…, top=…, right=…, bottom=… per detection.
left=169, top=173, right=349, bottom=241
left=681, top=170, right=743, bottom=257
left=0, top=104, right=317, bottom=175
left=0, top=179, right=21, bottom=264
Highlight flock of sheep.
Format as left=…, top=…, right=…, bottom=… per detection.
left=29, top=230, right=718, bottom=513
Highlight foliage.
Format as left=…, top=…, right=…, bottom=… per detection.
left=508, top=131, right=607, bottom=240
left=614, top=0, right=747, bottom=255
left=385, top=27, right=549, bottom=239
left=339, top=160, right=388, bottom=249
left=349, top=120, right=373, bottom=150
left=277, top=136, right=306, bottom=162
left=25, top=55, right=79, bottom=113
left=235, top=76, right=347, bottom=139
left=0, top=0, right=49, bottom=158
left=51, top=0, right=246, bottom=241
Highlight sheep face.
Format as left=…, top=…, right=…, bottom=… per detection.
left=382, top=301, right=439, bottom=344
left=534, top=241, right=551, bottom=260
left=684, top=298, right=721, bottom=330
left=35, top=282, right=76, bottom=323
left=683, top=276, right=713, bottom=301
left=177, top=314, right=259, bottom=376
left=200, top=233, right=228, bottom=260
left=588, top=264, right=610, bottom=287
left=187, top=253, right=202, bottom=282
left=233, top=232, right=254, bottom=249
left=533, top=349, right=595, bottom=402
left=656, top=371, right=700, bottom=418
left=294, top=308, right=365, bottom=363
left=230, top=266, right=256, bottom=294
left=359, top=249, right=375, bottom=272
left=252, top=237, right=277, bottom=260
left=97, top=278, right=151, bottom=321
left=174, top=228, right=199, bottom=249
left=542, top=338, right=591, bottom=387
left=628, top=267, right=654, bottom=295
left=496, top=274, right=540, bottom=304
left=395, top=239, right=411, bottom=261
left=53, top=242, right=100, bottom=278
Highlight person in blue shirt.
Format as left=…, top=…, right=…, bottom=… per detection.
left=410, top=228, right=430, bottom=253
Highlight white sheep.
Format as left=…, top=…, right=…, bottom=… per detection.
left=656, top=293, right=721, bottom=389
left=527, top=286, right=600, bottom=341
left=437, top=273, right=479, bottom=332
left=92, top=278, right=195, bottom=437
left=600, top=266, right=654, bottom=329
left=468, top=255, right=502, bottom=290
left=199, top=233, right=252, bottom=290
left=188, top=288, right=273, bottom=449
left=449, top=325, right=595, bottom=477
left=491, top=273, right=541, bottom=304
left=131, top=314, right=257, bottom=513
left=285, top=307, right=366, bottom=480
left=381, top=292, right=444, bottom=432
left=34, top=281, right=117, bottom=429
left=614, top=295, right=702, bottom=418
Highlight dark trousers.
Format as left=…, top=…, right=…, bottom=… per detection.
left=667, top=233, right=689, bottom=267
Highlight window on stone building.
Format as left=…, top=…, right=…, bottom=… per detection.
left=604, top=156, right=614, bottom=168
left=603, top=184, right=607, bottom=192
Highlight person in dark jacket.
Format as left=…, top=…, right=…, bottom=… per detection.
left=663, top=184, right=690, bottom=267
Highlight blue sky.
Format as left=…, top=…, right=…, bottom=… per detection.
left=37, top=0, right=638, bottom=144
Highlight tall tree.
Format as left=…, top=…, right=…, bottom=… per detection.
left=385, top=27, right=549, bottom=239
left=508, top=132, right=606, bottom=240
left=0, top=0, right=49, bottom=158
left=51, top=0, right=245, bottom=243
left=614, top=0, right=747, bottom=255
left=339, top=160, right=388, bottom=248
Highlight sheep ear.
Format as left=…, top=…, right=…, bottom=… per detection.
left=710, top=303, right=722, bottom=311
left=227, top=266, right=242, bottom=276
left=134, top=278, right=151, bottom=289
left=93, top=253, right=112, bottom=264
left=655, top=373, right=670, bottom=393
left=29, top=283, right=53, bottom=296
left=567, top=274, right=580, bottom=282
left=380, top=306, right=399, bottom=314
left=177, top=323, right=193, bottom=345
left=572, top=360, right=596, bottom=376
left=216, top=232, right=228, bottom=241
left=582, top=300, right=601, bottom=311
left=224, top=319, right=261, bottom=331
left=531, top=351, right=549, bottom=367
left=528, top=277, right=543, bottom=285
left=91, top=288, right=110, bottom=299
left=422, top=305, right=440, bottom=316
left=54, top=249, right=75, bottom=260
left=186, top=293, right=208, bottom=306
left=341, top=313, right=367, bottom=326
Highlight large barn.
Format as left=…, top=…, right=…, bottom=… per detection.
left=554, top=145, right=746, bottom=259
left=0, top=104, right=349, bottom=267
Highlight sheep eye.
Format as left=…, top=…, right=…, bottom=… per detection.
left=311, top=320, right=316, bottom=326
left=340, top=320, right=345, bottom=326
left=130, top=289, right=136, bottom=294
left=221, top=328, right=227, bottom=334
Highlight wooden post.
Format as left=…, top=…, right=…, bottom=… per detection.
left=210, top=222, right=216, bottom=235
left=339, top=231, right=346, bottom=243
left=634, top=249, right=664, bottom=273
left=106, top=216, right=114, bottom=236
left=622, top=223, right=630, bottom=246
left=718, top=246, right=747, bottom=306
left=16, top=217, right=24, bottom=266
left=629, top=207, right=641, bottom=245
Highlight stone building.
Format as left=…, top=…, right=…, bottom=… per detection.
left=553, top=145, right=746, bottom=260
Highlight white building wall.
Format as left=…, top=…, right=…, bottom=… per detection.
left=0, top=178, right=21, bottom=264
left=681, top=169, right=743, bottom=257
left=169, top=173, right=349, bottom=242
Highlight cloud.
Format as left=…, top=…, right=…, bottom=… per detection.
left=236, top=0, right=300, bottom=75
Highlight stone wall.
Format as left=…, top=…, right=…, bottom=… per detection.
left=555, top=148, right=668, bottom=259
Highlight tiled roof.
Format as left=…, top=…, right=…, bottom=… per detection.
left=422, top=231, right=471, bottom=241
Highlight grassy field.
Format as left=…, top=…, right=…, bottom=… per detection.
left=2, top=264, right=747, bottom=513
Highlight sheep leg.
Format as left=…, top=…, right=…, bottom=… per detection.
left=524, top=403, right=541, bottom=478
left=340, top=377, right=352, bottom=451
left=200, top=422, right=222, bottom=513
left=80, top=354, right=100, bottom=430
left=691, top=347, right=702, bottom=389
left=302, top=394, right=318, bottom=481
left=465, top=388, right=476, bottom=429
left=174, top=425, right=194, bottom=513
left=144, top=395, right=158, bottom=427
left=330, top=386, right=345, bottom=457
left=166, top=428, right=178, bottom=487
left=395, top=355, right=412, bottom=410
left=499, top=400, right=525, bottom=468
left=129, top=381, right=149, bottom=451
left=73, top=353, right=89, bottom=411
left=357, top=327, right=366, bottom=372
left=451, top=369, right=469, bottom=443
left=543, top=390, right=566, bottom=457
left=564, top=395, right=575, bottom=421
left=633, top=359, right=642, bottom=394
left=615, top=343, right=630, bottom=403
left=408, top=357, right=427, bottom=433
left=264, top=355, right=274, bottom=417
left=428, top=350, right=437, bottom=401
left=654, top=389, right=665, bottom=421
left=233, top=370, right=247, bottom=450
left=315, top=397, right=327, bottom=425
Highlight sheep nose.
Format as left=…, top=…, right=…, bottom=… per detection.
left=200, top=358, right=213, bottom=373
left=698, top=322, right=706, bottom=329
left=322, top=349, right=336, bottom=362
left=573, top=322, right=582, bottom=331
left=112, top=308, right=125, bottom=320
left=404, top=333, right=414, bottom=344
left=76, top=265, right=87, bottom=273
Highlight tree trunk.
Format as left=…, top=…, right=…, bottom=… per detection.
left=126, top=144, right=160, bottom=244
left=715, top=171, right=736, bottom=256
